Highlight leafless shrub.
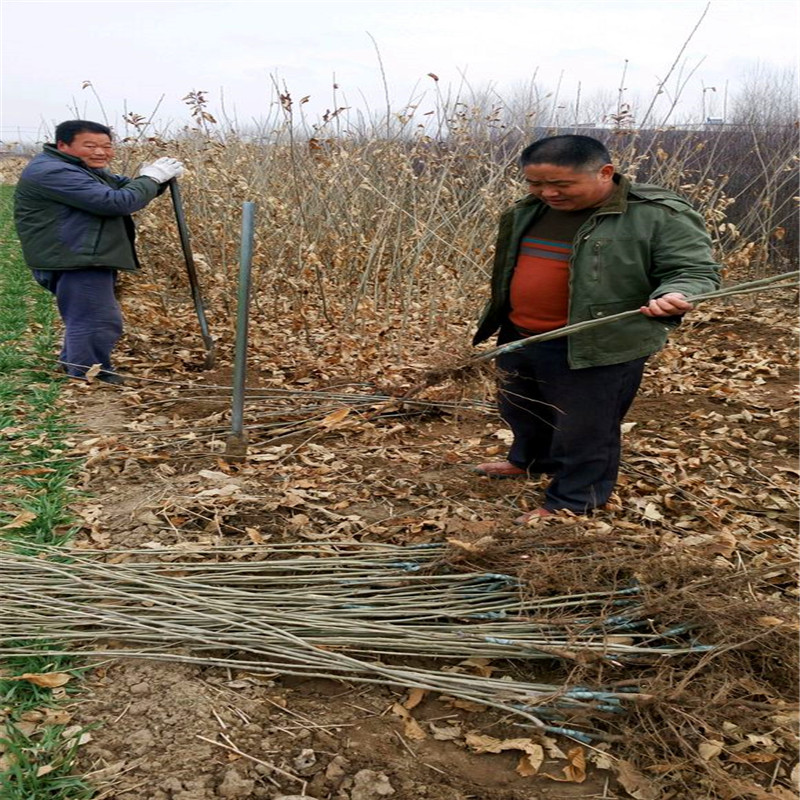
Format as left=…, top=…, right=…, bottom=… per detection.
left=3, top=64, right=795, bottom=345
left=105, top=73, right=793, bottom=360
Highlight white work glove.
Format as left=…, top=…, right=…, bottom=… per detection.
left=139, top=157, right=185, bottom=184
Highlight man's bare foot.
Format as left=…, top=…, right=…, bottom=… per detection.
left=473, top=461, right=527, bottom=479
left=515, top=508, right=555, bottom=524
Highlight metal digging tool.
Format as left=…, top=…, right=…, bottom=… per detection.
left=169, top=178, right=217, bottom=369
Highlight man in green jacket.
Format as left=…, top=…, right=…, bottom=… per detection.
left=472, top=135, right=721, bottom=520
left=14, top=119, right=184, bottom=383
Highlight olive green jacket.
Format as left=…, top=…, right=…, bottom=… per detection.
left=473, top=175, right=722, bottom=368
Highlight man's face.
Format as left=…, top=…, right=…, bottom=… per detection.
left=522, top=162, right=615, bottom=211
left=57, top=132, right=114, bottom=169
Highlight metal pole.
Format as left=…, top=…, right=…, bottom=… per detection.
left=225, top=201, right=256, bottom=462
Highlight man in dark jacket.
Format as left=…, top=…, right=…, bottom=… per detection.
left=14, top=119, right=184, bottom=383
left=472, top=135, right=721, bottom=520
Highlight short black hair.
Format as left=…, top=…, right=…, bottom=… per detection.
left=520, top=135, right=611, bottom=171
left=55, top=120, right=112, bottom=145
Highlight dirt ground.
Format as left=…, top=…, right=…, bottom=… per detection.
left=49, top=289, right=798, bottom=800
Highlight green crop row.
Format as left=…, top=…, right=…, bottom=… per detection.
left=0, top=184, right=93, bottom=799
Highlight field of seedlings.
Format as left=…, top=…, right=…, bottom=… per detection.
left=0, top=106, right=797, bottom=800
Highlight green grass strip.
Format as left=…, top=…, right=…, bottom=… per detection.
left=0, top=184, right=94, bottom=799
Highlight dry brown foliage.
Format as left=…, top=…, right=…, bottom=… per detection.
left=2, top=112, right=797, bottom=798
left=30, top=274, right=792, bottom=799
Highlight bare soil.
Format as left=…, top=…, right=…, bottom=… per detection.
left=53, top=292, right=798, bottom=800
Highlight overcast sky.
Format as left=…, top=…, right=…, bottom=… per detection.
left=1, top=0, right=797, bottom=142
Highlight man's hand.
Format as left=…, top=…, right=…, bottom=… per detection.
left=139, top=157, right=185, bottom=184
left=640, top=292, right=693, bottom=317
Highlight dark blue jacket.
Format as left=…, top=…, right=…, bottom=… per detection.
left=13, top=144, right=162, bottom=271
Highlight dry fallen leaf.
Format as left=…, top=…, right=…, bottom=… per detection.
left=644, top=763, right=680, bottom=774
left=615, top=759, right=658, bottom=799
left=194, top=484, right=241, bottom=499
left=85, top=363, right=102, bottom=381
left=541, top=746, right=586, bottom=783
left=720, top=777, right=796, bottom=800
left=729, top=752, right=781, bottom=764
left=402, top=688, right=426, bottom=710
left=541, top=736, right=568, bottom=760
left=642, top=502, right=663, bottom=521
left=446, top=537, right=493, bottom=553
left=442, top=697, right=487, bottom=713
left=429, top=722, right=462, bottom=741
left=745, top=733, right=776, bottom=747
left=9, top=721, right=37, bottom=738
left=245, top=526, right=265, bottom=544
left=516, top=745, right=545, bottom=777
left=320, top=407, right=351, bottom=428
left=0, top=754, right=16, bottom=771
left=705, top=530, right=737, bottom=558
left=1, top=511, right=37, bottom=530
left=459, top=657, right=495, bottom=677
left=7, top=672, right=71, bottom=688
left=43, top=708, right=72, bottom=725
left=698, top=740, right=724, bottom=760
left=466, top=733, right=525, bottom=753
left=769, top=789, right=800, bottom=800
left=587, top=742, right=614, bottom=771
left=756, top=616, right=786, bottom=628
left=465, top=733, right=545, bottom=777
left=391, top=703, right=426, bottom=741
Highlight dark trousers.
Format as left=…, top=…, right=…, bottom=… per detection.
left=32, top=269, right=123, bottom=378
left=496, top=328, right=646, bottom=512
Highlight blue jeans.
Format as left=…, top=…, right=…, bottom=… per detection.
left=496, top=327, right=646, bottom=512
left=32, top=268, right=123, bottom=378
